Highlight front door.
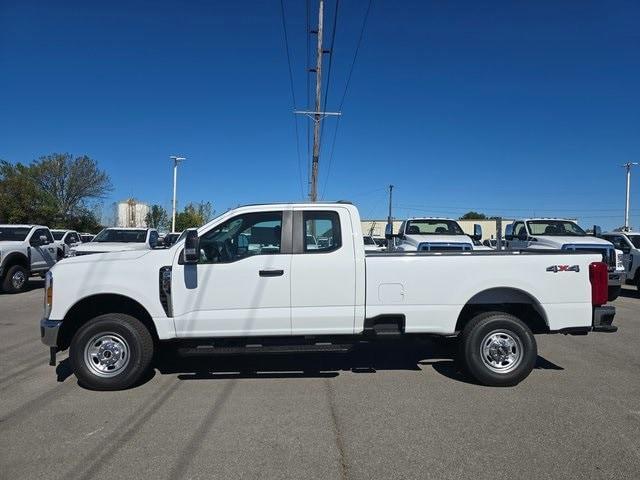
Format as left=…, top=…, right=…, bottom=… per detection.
left=171, top=210, right=292, bottom=337
left=29, top=228, right=57, bottom=271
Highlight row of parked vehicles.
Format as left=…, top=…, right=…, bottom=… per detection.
left=0, top=225, right=182, bottom=293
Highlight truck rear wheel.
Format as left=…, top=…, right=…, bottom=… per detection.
left=69, top=313, right=154, bottom=390
left=459, top=312, right=537, bottom=387
left=1, top=264, right=29, bottom=293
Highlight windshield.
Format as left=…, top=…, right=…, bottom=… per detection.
left=628, top=235, right=640, bottom=249
left=0, top=227, right=31, bottom=241
left=526, top=220, right=586, bottom=236
left=51, top=231, right=65, bottom=240
left=93, top=229, right=147, bottom=243
left=363, top=236, right=376, bottom=245
left=405, top=219, right=465, bottom=235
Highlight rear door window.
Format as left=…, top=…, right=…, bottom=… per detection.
left=303, top=211, right=341, bottom=253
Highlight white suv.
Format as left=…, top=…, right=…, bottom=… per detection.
left=0, top=225, right=60, bottom=293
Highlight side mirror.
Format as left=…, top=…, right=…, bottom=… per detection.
left=150, top=237, right=158, bottom=248
left=472, top=224, right=482, bottom=241
left=384, top=223, right=394, bottom=240
left=517, top=229, right=528, bottom=241
left=183, top=229, right=200, bottom=264
left=32, top=235, right=48, bottom=246
left=504, top=224, right=514, bottom=241
left=592, top=225, right=602, bottom=237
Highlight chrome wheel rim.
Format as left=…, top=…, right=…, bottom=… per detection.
left=11, top=271, right=26, bottom=290
left=84, top=332, right=130, bottom=377
left=480, top=330, right=523, bottom=374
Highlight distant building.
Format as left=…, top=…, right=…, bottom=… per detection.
left=117, top=199, right=150, bottom=228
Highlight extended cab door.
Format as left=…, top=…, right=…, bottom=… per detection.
left=290, top=207, right=357, bottom=334
left=171, top=209, right=292, bottom=337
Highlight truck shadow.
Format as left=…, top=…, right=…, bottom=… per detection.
left=55, top=339, right=564, bottom=387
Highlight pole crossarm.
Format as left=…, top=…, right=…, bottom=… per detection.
left=294, top=110, right=342, bottom=121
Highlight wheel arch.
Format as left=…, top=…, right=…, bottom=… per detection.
left=58, top=293, right=159, bottom=350
left=1, top=252, right=30, bottom=272
left=455, top=287, right=549, bottom=334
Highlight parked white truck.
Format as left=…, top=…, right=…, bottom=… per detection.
left=51, top=229, right=82, bottom=257
left=1, top=225, right=61, bottom=293
left=41, top=203, right=616, bottom=390
left=505, top=218, right=625, bottom=300
left=70, top=227, right=159, bottom=256
left=393, top=218, right=483, bottom=252
left=602, top=231, right=640, bottom=292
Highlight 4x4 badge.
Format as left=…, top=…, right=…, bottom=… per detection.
left=546, top=265, right=580, bottom=273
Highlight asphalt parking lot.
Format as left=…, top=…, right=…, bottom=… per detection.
left=1, top=282, right=639, bottom=480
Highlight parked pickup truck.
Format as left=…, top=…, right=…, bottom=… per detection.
left=1, top=224, right=61, bottom=293
left=505, top=218, right=626, bottom=300
left=51, top=229, right=82, bottom=257
left=41, top=203, right=616, bottom=390
left=394, top=217, right=483, bottom=252
left=70, top=227, right=159, bottom=256
left=602, top=231, right=640, bottom=292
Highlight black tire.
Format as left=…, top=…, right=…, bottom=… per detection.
left=459, top=311, right=537, bottom=387
left=69, top=313, right=154, bottom=390
left=608, top=285, right=621, bottom=302
left=1, top=264, right=29, bottom=293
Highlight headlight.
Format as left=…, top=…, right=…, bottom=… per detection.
left=44, top=271, right=53, bottom=318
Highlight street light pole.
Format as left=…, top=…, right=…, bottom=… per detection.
left=623, top=162, right=638, bottom=232
left=169, top=155, right=186, bottom=233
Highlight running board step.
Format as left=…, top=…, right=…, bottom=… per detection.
left=178, top=343, right=353, bottom=356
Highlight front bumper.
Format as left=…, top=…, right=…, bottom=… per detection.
left=608, top=272, right=625, bottom=287
left=40, top=318, right=62, bottom=347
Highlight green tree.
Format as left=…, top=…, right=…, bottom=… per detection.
left=459, top=211, right=488, bottom=220
left=0, top=154, right=111, bottom=229
left=145, top=204, right=169, bottom=230
left=30, top=153, right=112, bottom=223
left=174, top=201, right=214, bottom=232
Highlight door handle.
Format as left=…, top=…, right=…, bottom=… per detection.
left=259, top=269, right=284, bottom=277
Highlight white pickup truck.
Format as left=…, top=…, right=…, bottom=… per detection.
left=1, top=225, right=61, bottom=293
left=394, top=217, right=483, bottom=252
left=602, top=231, right=640, bottom=292
left=70, top=227, right=159, bottom=256
left=505, top=218, right=625, bottom=300
left=51, top=229, right=82, bottom=257
left=40, top=203, right=616, bottom=390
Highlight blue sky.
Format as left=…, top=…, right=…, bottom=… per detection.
left=1, top=0, right=639, bottom=229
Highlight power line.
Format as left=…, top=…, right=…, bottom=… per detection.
left=279, top=0, right=305, bottom=198
left=321, top=0, right=373, bottom=199
left=319, top=0, right=340, bottom=154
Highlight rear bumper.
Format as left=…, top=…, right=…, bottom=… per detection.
left=592, top=306, right=617, bottom=333
left=558, top=306, right=617, bottom=335
left=608, top=272, right=625, bottom=287
left=40, top=318, right=62, bottom=347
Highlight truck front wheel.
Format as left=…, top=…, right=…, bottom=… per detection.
left=1, top=264, right=29, bottom=293
left=69, top=313, right=154, bottom=390
left=459, top=312, right=537, bottom=387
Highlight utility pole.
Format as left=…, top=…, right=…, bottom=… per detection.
left=169, top=155, right=186, bottom=233
left=623, top=162, right=638, bottom=231
left=387, top=184, right=394, bottom=225
left=294, top=0, right=340, bottom=202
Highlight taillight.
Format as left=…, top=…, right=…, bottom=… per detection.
left=589, top=262, right=608, bottom=306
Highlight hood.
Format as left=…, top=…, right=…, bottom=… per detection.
left=404, top=234, right=472, bottom=246
left=58, top=249, right=152, bottom=266
left=533, top=236, right=613, bottom=248
left=72, top=242, right=150, bottom=253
